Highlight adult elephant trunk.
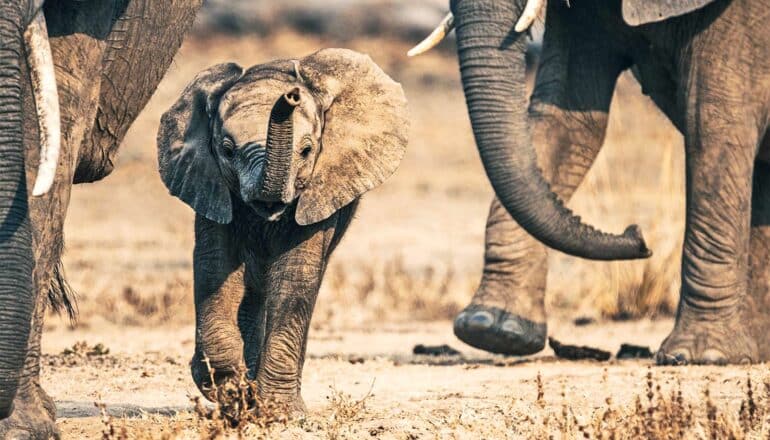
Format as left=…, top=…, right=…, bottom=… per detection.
left=0, top=2, right=35, bottom=418
left=453, top=0, right=650, bottom=260
left=259, top=88, right=300, bottom=203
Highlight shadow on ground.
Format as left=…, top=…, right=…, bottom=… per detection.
left=56, top=401, right=191, bottom=418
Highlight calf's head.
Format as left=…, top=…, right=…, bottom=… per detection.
left=158, top=49, right=408, bottom=225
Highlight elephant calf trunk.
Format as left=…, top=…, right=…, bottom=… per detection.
left=260, top=88, right=300, bottom=203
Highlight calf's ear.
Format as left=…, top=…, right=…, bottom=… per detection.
left=157, top=63, right=243, bottom=224
left=295, top=49, right=409, bottom=226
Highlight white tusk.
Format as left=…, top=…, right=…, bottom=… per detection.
left=407, top=13, right=455, bottom=57
left=514, top=0, right=545, bottom=33
left=25, top=9, right=61, bottom=197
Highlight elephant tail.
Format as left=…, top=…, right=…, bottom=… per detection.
left=47, top=260, right=77, bottom=321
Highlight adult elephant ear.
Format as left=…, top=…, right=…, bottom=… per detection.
left=622, top=0, right=717, bottom=26
left=157, top=63, right=243, bottom=224
left=295, top=48, right=409, bottom=226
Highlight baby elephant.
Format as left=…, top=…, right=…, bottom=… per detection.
left=156, top=48, right=408, bottom=413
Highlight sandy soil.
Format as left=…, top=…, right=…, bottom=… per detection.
left=45, top=319, right=769, bottom=438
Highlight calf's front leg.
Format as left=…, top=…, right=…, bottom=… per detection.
left=191, top=215, right=247, bottom=399
left=252, top=212, right=347, bottom=414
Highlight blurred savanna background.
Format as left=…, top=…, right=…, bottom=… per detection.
left=49, top=2, right=770, bottom=439
left=60, top=0, right=684, bottom=332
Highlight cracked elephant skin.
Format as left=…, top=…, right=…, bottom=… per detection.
left=443, top=0, right=770, bottom=364
left=0, top=0, right=202, bottom=438
left=156, top=50, right=408, bottom=415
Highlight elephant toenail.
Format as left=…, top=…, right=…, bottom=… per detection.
left=500, top=319, right=523, bottom=334
left=739, top=357, right=752, bottom=365
left=667, top=348, right=691, bottom=365
left=700, top=349, right=727, bottom=365
left=466, top=311, right=495, bottom=330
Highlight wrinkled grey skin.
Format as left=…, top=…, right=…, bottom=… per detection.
left=0, top=1, right=201, bottom=438
left=447, top=0, right=770, bottom=365
left=157, top=49, right=408, bottom=413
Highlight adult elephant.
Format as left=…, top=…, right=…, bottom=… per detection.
left=0, top=0, right=202, bottom=437
left=411, top=0, right=770, bottom=365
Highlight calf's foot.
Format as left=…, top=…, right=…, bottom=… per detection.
left=190, top=350, right=246, bottom=402
left=657, top=303, right=758, bottom=365
left=257, top=393, right=306, bottom=420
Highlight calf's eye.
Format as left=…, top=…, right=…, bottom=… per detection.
left=301, top=144, right=312, bottom=159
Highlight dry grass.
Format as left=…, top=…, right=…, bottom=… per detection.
left=435, top=369, right=770, bottom=440
left=85, top=352, right=770, bottom=440
left=315, top=256, right=474, bottom=327
left=95, top=372, right=376, bottom=439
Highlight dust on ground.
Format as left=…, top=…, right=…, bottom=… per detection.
left=47, top=320, right=770, bottom=438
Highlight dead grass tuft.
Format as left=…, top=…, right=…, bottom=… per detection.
left=323, top=383, right=374, bottom=440
left=191, top=356, right=289, bottom=439
left=517, top=369, right=770, bottom=439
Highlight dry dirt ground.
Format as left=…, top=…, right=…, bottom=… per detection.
left=46, top=320, right=770, bottom=439
left=39, top=31, right=770, bottom=438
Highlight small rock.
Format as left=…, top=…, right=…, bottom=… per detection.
left=573, top=316, right=596, bottom=327
left=412, top=344, right=460, bottom=356
left=548, top=337, right=611, bottom=362
left=616, top=344, right=654, bottom=359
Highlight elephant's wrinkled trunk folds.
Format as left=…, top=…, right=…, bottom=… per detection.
left=453, top=0, right=650, bottom=260
left=0, top=2, right=36, bottom=418
left=260, top=88, right=300, bottom=203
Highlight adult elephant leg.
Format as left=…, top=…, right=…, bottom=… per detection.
left=454, top=197, right=549, bottom=355
left=2, top=175, right=69, bottom=440
left=747, top=159, right=770, bottom=361
left=0, top=5, right=36, bottom=424
left=0, top=12, right=86, bottom=440
left=657, top=99, right=759, bottom=365
left=0, top=295, right=58, bottom=440
left=454, top=1, right=628, bottom=355
left=6, top=125, right=76, bottom=440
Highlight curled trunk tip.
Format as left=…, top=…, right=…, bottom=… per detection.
left=624, top=225, right=652, bottom=257
left=454, top=0, right=651, bottom=261
left=260, top=88, right=300, bottom=202
left=284, top=87, right=301, bottom=107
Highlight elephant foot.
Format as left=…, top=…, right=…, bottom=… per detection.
left=454, top=304, right=546, bottom=356
left=656, top=304, right=758, bottom=365
left=258, top=394, right=306, bottom=420
left=192, top=355, right=305, bottom=423
left=0, top=384, right=59, bottom=440
left=191, top=352, right=247, bottom=403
